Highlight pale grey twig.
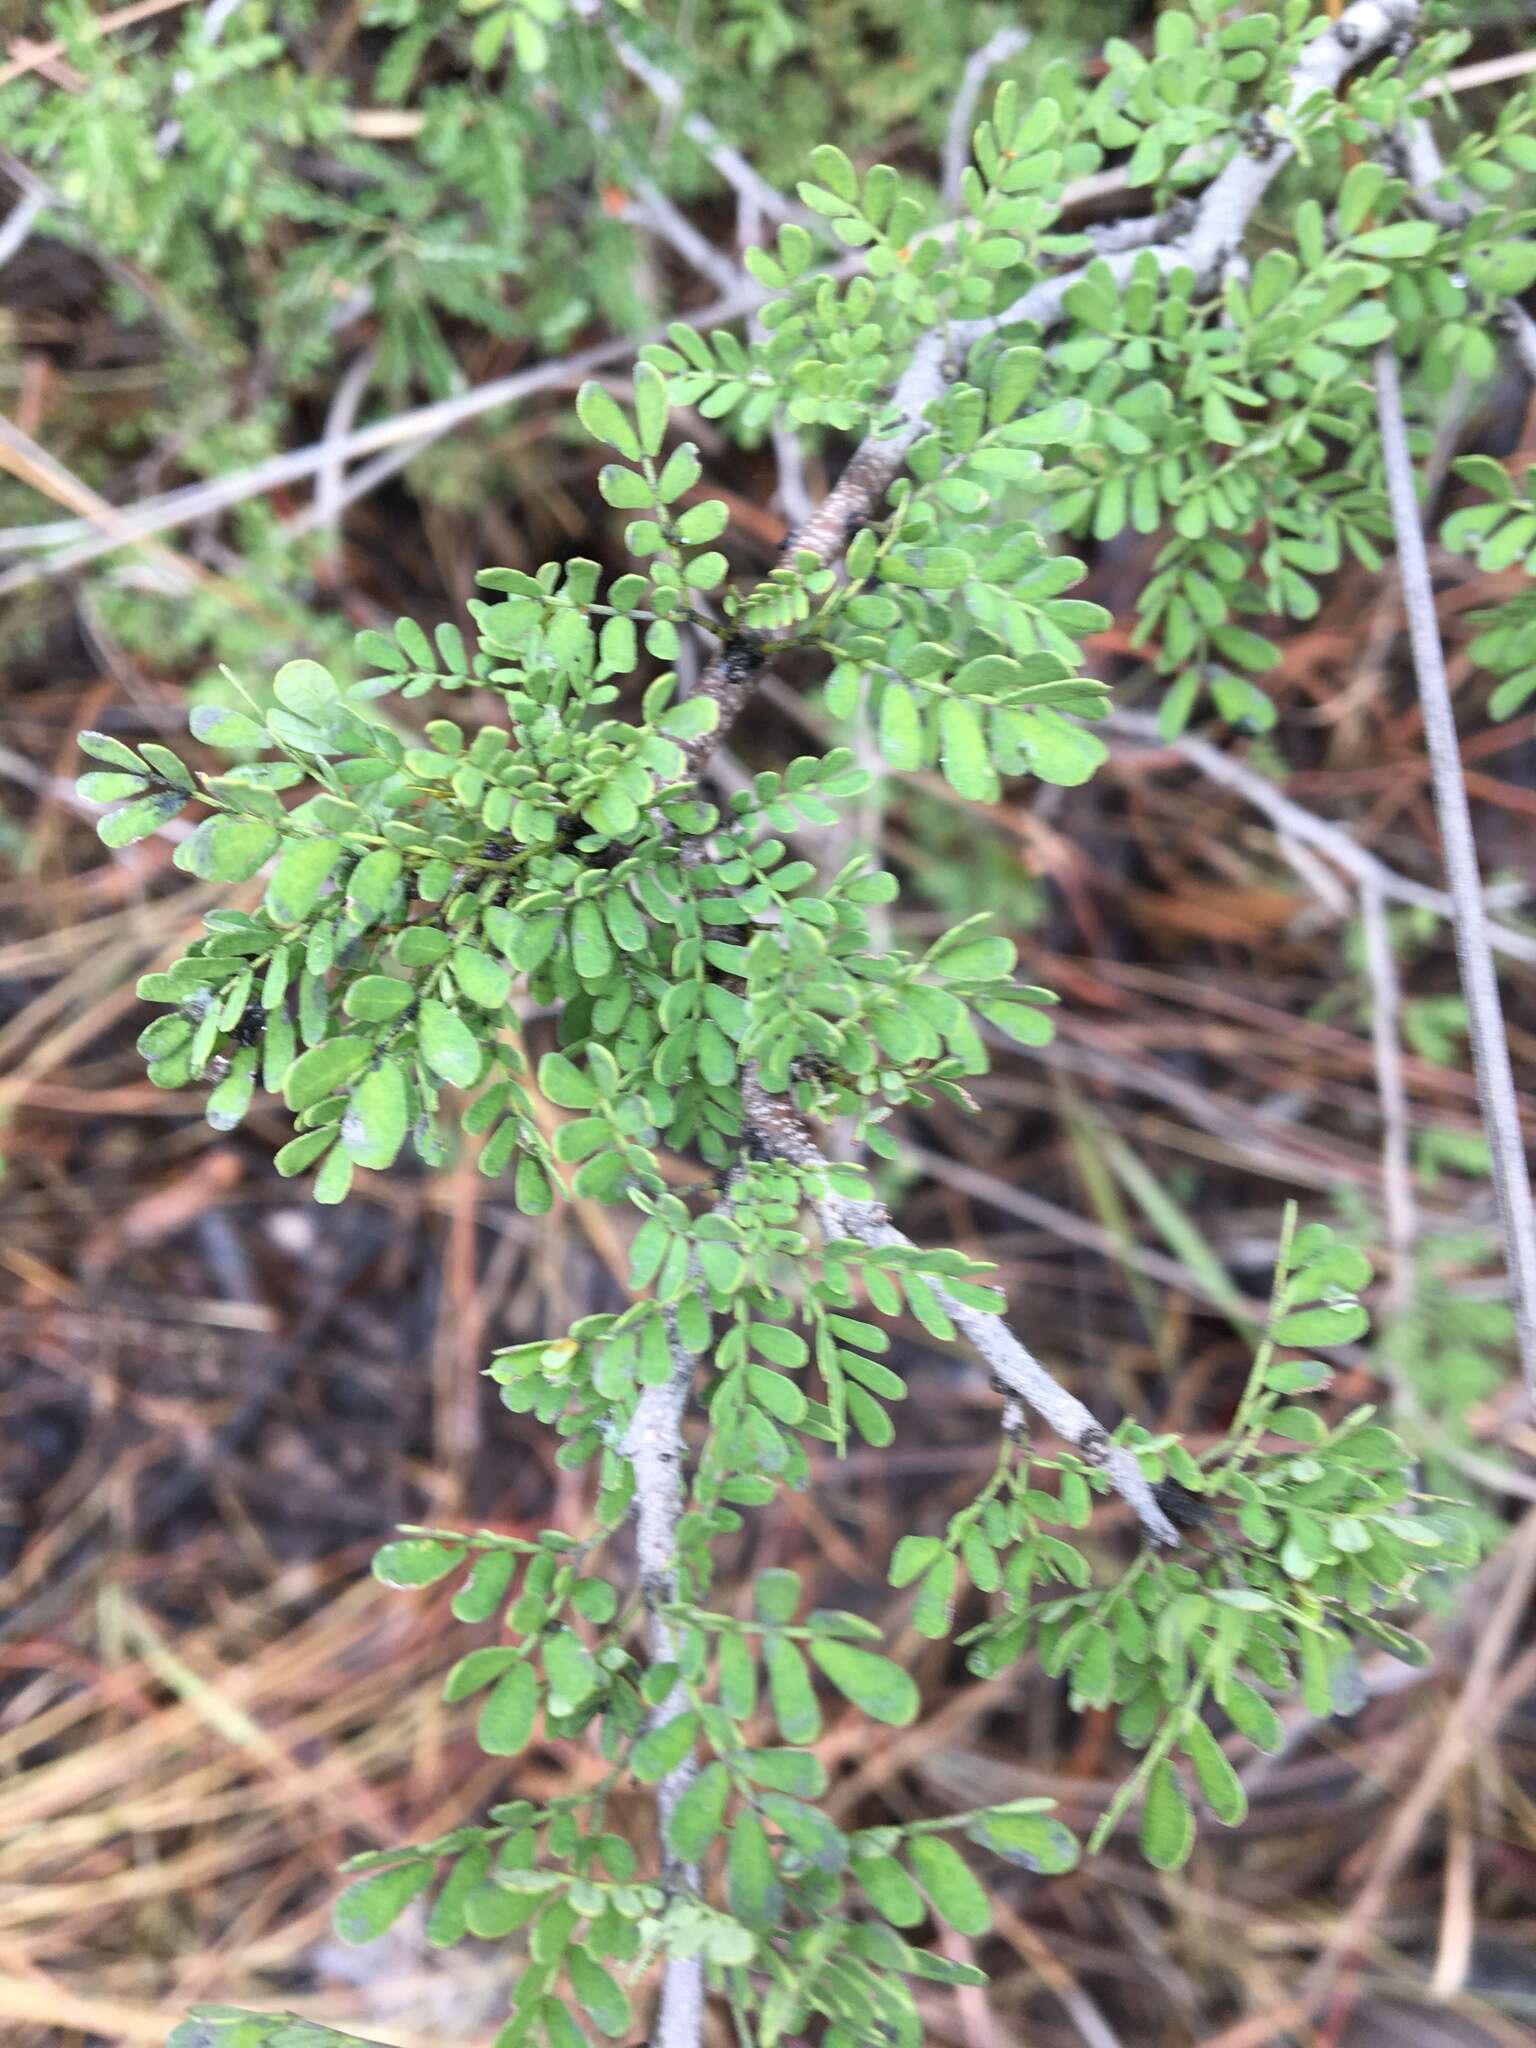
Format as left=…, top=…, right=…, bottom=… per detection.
left=823, top=1193, right=1180, bottom=1547
left=942, top=27, right=1030, bottom=211
left=624, top=178, right=746, bottom=296
left=571, top=0, right=798, bottom=225
left=0, top=410, right=201, bottom=593
left=1374, top=341, right=1536, bottom=1411
left=1105, top=710, right=1536, bottom=965
left=1360, top=874, right=1418, bottom=1315
left=622, top=1323, right=704, bottom=2048
left=769, top=418, right=814, bottom=528
left=0, top=187, right=44, bottom=272
left=0, top=0, right=1419, bottom=589
left=312, top=345, right=377, bottom=549
left=0, top=276, right=770, bottom=582
left=1176, top=0, right=1422, bottom=280
left=741, top=1081, right=1180, bottom=1547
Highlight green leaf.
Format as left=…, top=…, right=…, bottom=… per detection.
left=77, top=770, right=147, bottom=803
left=852, top=1852, right=925, bottom=1927
left=967, top=1811, right=1080, bottom=1874
left=656, top=694, right=718, bottom=739
left=333, top=1861, right=434, bottom=1945
left=1223, top=1678, right=1284, bottom=1753
left=285, top=1035, right=373, bottom=1111
left=190, top=704, right=265, bottom=750
left=932, top=933, right=1015, bottom=980
left=571, top=899, right=614, bottom=980
left=206, top=1056, right=257, bottom=1133
left=344, top=1060, right=409, bottom=1170
left=675, top=500, right=729, bottom=545
left=576, top=380, right=641, bottom=460
left=1352, top=220, right=1438, bottom=259
left=301, top=1107, right=358, bottom=1187
left=1139, top=1760, right=1195, bottom=1870
left=879, top=682, right=924, bottom=771
left=938, top=697, right=999, bottom=802
left=667, top=1760, right=730, bottom=1860
left=543, top=1630, right=601, bottom=1714
left=632, top=1710, right=700, bottom=1782
left=265, top=838, right=342, bottom=924
left=807, top=142, right=858, bottom=202
left=373, top=1537, right=463, bottom=1587
left=478, top=1660, right=540, bottom=1756
left=1272, top=1303, right=1368, bottom=1347
left=347, top=848, right=403, bottom=924
left=889, top=1535, right=943, bottom=1587
left=79, top=730, right=145, bottom=773
left=727, top=1811, right=782, bottom=1931
left=598, top=464, right=654, bottom=509
left=633, top=360, right=669, bottom=458
left=98, top=789, right=186, bottom=847
left=1179, top=1718, right=1248, bottom=1827
left=657, top=442, right=702, bottom=500
left=274, top=658, right=339, bottom=723
left=453, top=946, right=511, bottom=1009
left=809, top=1641, right=919, bottom=1725
left=754, top=1567, right=801, bottom=1624
left=418, top=999, right=482, bottom=1089
left=907, top=1835, right=990, bottom=1936
left=539, top=1051, right=598, bottom=1109
left=978, top=996, right=1055, bottom=1047
left=443, top=1644, right=520, bottom=1700
left=179, top=815, right=279, bottom=882
left=765, top=1636, right=821, bottom=1744
left=568, top=1948, right=632, bottom=2039
left=344, top=976, right=415, bottom=1023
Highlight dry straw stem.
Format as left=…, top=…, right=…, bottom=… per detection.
left=1373, top=343, right=1536, bottom=1412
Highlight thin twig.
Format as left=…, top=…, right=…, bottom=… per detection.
left=1359, top=875, right=1418, bottom=1315
left=0, top=277, right=771, bottom=582
left=624, top=178, right=747, bottom=296
left=312, top=346, right=377, bottom=553
left=1300, top=1512, right=1536, bottom=2004
left=741, top=1080, right=1180, bottom=1547
left=0, top=187, right=43, bottom=273
left=571, top=0, right=799, bottom=225
left=1106, top=710, right=1536, bottom=965
left=1373, top=341, right=1536, bottom=1410
left=622, top=1323, right=703, bottom=2045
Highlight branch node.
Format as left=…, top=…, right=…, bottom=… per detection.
left=1077, top=1425, right=1111, bottom=1468
left=721, top=630, right=765, bottom=685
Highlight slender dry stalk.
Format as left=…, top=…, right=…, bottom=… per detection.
left=1374, top=344, right=1536, bottom=1411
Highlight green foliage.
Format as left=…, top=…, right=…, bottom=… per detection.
left=62, top=8, right=1516, bottom=2042
left=86, top=369, right=1081, bottom=1210
left=1443, top=458, right=1536, bottom=721
left=948, top=1211, right=1477, bottom=1867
